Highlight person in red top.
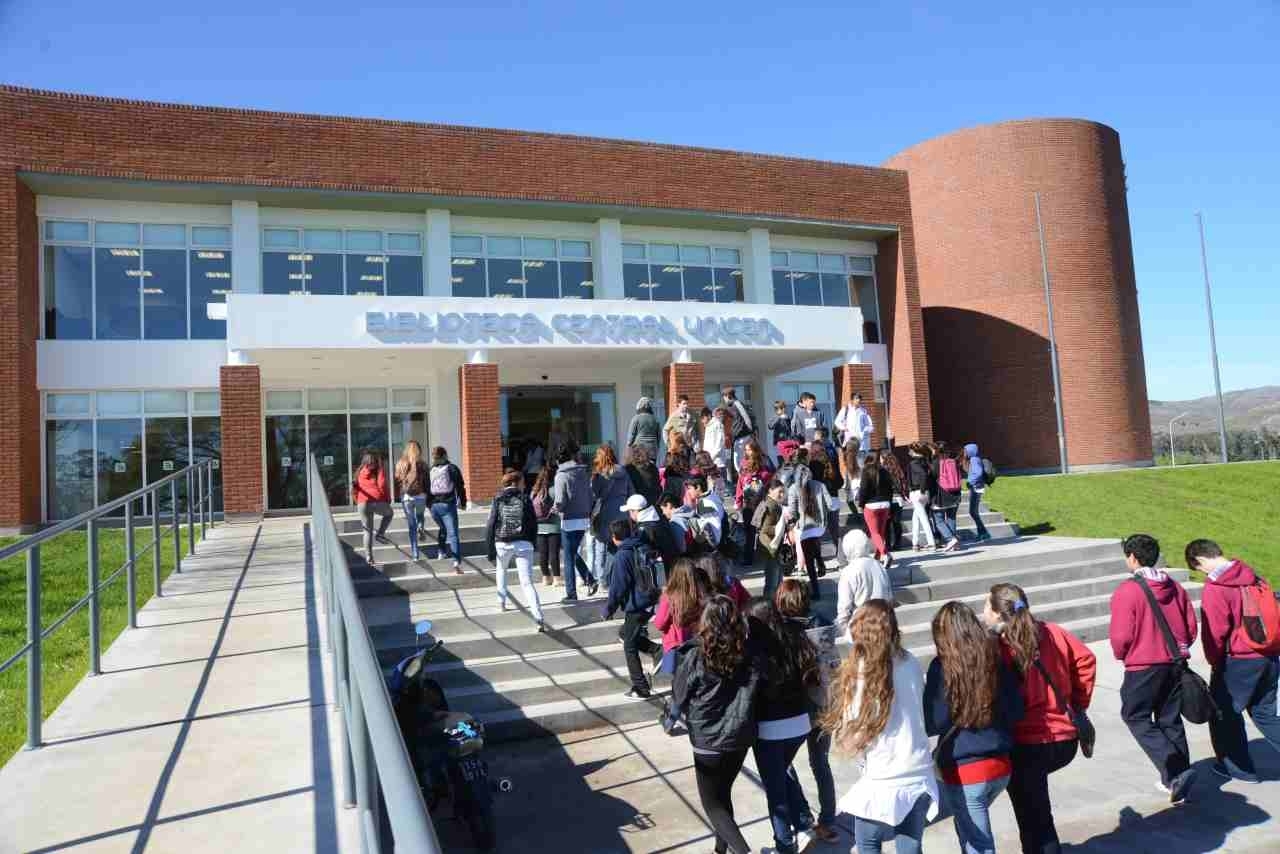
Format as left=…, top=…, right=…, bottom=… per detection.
left=353, top=450, right=393, bottom=564
left=1109, top=534, right=1199, bottom=803
left=984, top=582, right=1096, bottom=854
left=1187, top=538, right=1280, bottom=783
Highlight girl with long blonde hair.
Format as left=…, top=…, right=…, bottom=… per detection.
left=394, top=440, right=428, bottom=561
left=821, top=600, right=937, bottom=852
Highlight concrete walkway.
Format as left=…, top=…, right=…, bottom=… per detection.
left=471, top=639, right=1280, bottom=853
left=0, top=518, right=359, bottom=854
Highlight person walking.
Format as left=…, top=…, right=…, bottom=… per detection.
left=821, top=599, right=938, bottom=854
left=664, top=394, right=697, bottom=450
left=552, top=443, right=598, bottom=603
left=1186, top=538, right=1280, bottom=783
left=879, top=448, right=907, bottom=554
left=625, top=444, right=663, bottom=509
left=770, top=400, right=794, bottom=447
left=925, top=601, right=1024, bottom=854
left=984, top=583, right=1096, bottom=854
left=626, top=396, right=662, bottom=455
left=963, top=444, right=992, bottom=541
left=810, top=443, right=844, bottom=565
left=661, top=449, right=691, bottom=506
left=484, top=470, right=545, bottom=632
left=930, top=443, right=963, bottom=553
left=833, top=392, right=874, bottom=464
left=623, top=494, right=680, bottom=571
left=722, top=386, right=757, bottom=474
left=790, top=456, right=831, bottom=600
left=672, top=595, right=767, bottom=854
left=734, top=439, right=773, bottom=568
left=591, top=444, right=632, bottom=586
left=602, top=519, right=664, bottom=698
left=858, top=454, right=896, bottom=569
left=530, top=465, right=561, bottom=588
left=906, top=443, right=937, bottom=552
left=752, top=479, right=789, bottom=599
left=426, top=446, right=467, bottom=573
left=790, top=392, right=827, bottom=444
left=834, top=529, right=893, bottom=637
left=654, top=559, right=712, bottom=733
left=702, top=407, right=730, bottom=486
left=394, top=440, right=429, bottom=561
left=353, top=450, right=394, bottom=565
left=750, top=599, right=820, bottom=854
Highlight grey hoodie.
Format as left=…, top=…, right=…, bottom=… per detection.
left=552, top=460, right=592, bottom=521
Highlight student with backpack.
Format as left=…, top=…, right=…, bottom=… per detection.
left=810, top=443, right=844, bottom=566
left=394, top=440, right=429, bottom=561
left=833, top=391, right=874, bottom=464
left=530, top=465, right=561, bottom=588
left=734, top=439, right=773, bottom=568
left=603, top=518, right=665, bottom=698
left=353, top=451, right=394, bottom=565
left=592, top=444, right=632, bottom=587
left=984, top=583, right=1096, bottom=854
left=752, top=479, right=789, bottom=599
left=552, top=442, right=598, bottom=603
left=484, top=470, right=545, bottom=632
left=925, top=601, right=1024, bottom=854
left=962, top=444, right=993, bottom=542
left=427, top=446, right=468, bottom=573
left=623, top=493, right=680, bottom=575
left=684, top=475, right=727, bottom=558
left=1186, top=538, right=1280, bottom=783
left=625, top=445, right=663, bottom=509
left=721, top=385, right=757, bottom=474
left=930, top=443, right=963, bottom=552
left=1110, top=534, right=1200, bottom=803
left=770, top=400, right=794, bottom=447
left=791, top=456, right=831, bottom=600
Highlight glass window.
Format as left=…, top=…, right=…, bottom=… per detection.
left=97, top=418, right=143, bottom=516
left=143, top=224, right=187, bottom=247
left=682, top=264, right=715, bottom=303
left=145, top=390, right=188, bottom=413
left=560, top=260, right=594, bottom=300
left=306, top=252, right=343, bottom=295
left=851, top=275, right=881, bottom=343
left=145, top=416, right=190, bottom=512
left=262, top=251, right=303, bottom=295
left=451, top=255, right=485, bottom=298
left=308, top=388, right=347, bottom=410
left=713, top=248, right=741, bottom=265
left=391, top=388, right=428, bottom=409
left=452, top=235, right=483, bottom=254
left=622, top=242, right=646, bottom=261
left=95, top=247, right=141, bottom=340
left=46, top=220, right=90, bottom=242
left=97, top=392, right=142, bottom=416
left=95, top=222, right=140, bottom=245
left=487, top=258, right=524, bottom=298
left=773, top=250, right=872, bottom=310
left=192, top=391, right=221, bottom=413
left=345, top=230, right=382, bottom=252
left=46, top=419, right=94, bottom=519
left=390, top=412, right=427, bottom=500
left=309, top=413, right=350, bottom=506
left=487, top=236, right=522, bottom=257
left=623, top=262, right=651, bottom=301
left=349, top=388, right=387, bottom=410
left=190, top=249, right=231, bottom=338
left=386, top=255, right=424, bottom=296
left=350, top=414, right=389, bottom=481
left=346, top=253, right=386, bottom=296
left=820, top=273, right=851, bottom=307
left=43, top=245, right=92, bottom=339
left=772, top=269, right=794, bottom=305
left=524, top=237, right=557, bottom=258
left=387, top=232, right=422, bottom=253
left=560, top=240, right=591, bottom=259
left=304, top=229, right=343, bottom=252
left=266, top=390, right=304, bottom=412
left=523, top=258, right=559, bottom=299
left=789, top=251, right=819, bottom=270
left=47, top=393, right=91, bottom=416
left=263, top=228, right=301, bottom=249
left=191, top=226, right=231, bottom=247
left=650, top=243, right=679, bottom=263
left=849, top=256, right=874, bottom=274
left=191, top=415, right=223, bottom=512
left=265, top=414, right=308, bottom=510
left=819, top=253, right=846, bottom=272
left=770, top=251, right=789, bottom=267
left=791, top=270, right=822, bottom=306
left=649, top=262, right=683, bottom=302
left=680, top=245, right=711, bottom=265
left=142, top=248, right=188, bottom=339
left=713, top=266, right=743, bottom=303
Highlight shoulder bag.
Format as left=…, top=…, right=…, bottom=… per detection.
left=1033, top=653, right=1096, bottom=758
left=1133, top=576, right=1219, bottom=724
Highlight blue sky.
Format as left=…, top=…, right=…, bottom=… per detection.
left=2, top=1, right=1275, bottom=402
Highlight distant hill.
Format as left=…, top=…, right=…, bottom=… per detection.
left=1150, top=386, right=1280, bottom=433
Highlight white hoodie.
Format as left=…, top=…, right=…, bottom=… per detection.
left=835, top=530, right=893, bottom=635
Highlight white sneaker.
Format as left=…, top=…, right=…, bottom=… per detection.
left=796, top=829, right=815, bottom=852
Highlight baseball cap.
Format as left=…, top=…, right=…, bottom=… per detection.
left=620, top=494, right=650, bottom=513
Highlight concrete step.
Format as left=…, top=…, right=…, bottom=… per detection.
left=894, top=555, right=1132, bottom=604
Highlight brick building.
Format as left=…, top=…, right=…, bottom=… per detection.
left=0, top=86, right=1152, bottom=527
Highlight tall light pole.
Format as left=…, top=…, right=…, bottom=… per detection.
left=1196, top=212, right=1230, bottom=464
left=1169, top=411, right=1191, bottom=467
left=1035, top=193, right=1068, bottom=474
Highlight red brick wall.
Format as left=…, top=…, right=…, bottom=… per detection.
left=833, top=363, right=883, bottom=451
left=662, top=362, right=705, bottom=430
left=886, top=120, right=1152, bottom=468
left=0, top=169, right=41, bottom=528
left=459, top=364, right=502, bottom=504
left=219, top=365, right=263, bottom=516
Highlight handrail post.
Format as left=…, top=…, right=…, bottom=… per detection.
left=349, top=667, right=372, bottom=845
left=87, top=519, right=101, bottom=676
left=186, top=468, right=196, bottom=555
left=26, top=546, right=42, bottom=750
left=171, top=480, right=182, bottom=574
left=125, top=501, right=137, bottom=629
left=197, top=465, right=206, bottom=541
left=152, top=494, right=163, bottom=597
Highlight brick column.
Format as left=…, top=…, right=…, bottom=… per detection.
left=662, top=361, right=705, bottom=421
left=219, top=365, right=264, bottom=517
left=833, top=362, right=883, bottom=450
left=0, top=173, right=41, bottom=530
left=459, top=363, right=502, bottom=505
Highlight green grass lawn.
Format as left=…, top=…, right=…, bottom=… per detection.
left=0, top=520, right=205, bottom=762
left=984, top=461, right=1280, bottom=582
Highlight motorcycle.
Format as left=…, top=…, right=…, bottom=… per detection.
left=387, top=620, right=500, bottom=851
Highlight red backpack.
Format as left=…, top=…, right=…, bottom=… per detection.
left=937, top=458, right=962, bottom=493
left=1239, top=578, right=1280, bottom=656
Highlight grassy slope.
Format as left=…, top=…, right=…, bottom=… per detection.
left=0, top=523, right=203, bottom=761
left=984, top=461, right=1280, bottom=582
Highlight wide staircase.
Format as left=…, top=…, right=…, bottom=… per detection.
left=340, top=502, right=1203, bottom=743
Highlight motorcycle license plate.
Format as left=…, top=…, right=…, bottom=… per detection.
left=459, top=757, right=486, bottom=783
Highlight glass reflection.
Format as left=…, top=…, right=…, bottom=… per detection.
left=263, top=252, right=301, bottom=295
left=95, top=247, right=141, bottom=340
left=560, top=260, right=594, bottom=300
left=486, top=258, right=523, bottom=298
left=451, top=257, right=485, bottom=297
left=143, top=249, right=188, bottom=339
left=623, top=263, right=651, bottom=301
left=306, top=253, right=344, bottom=295
left=386, top=255, right=424, bottom=296
left=97, top=418, right=143, bottom=516
left=346, top=254, right=385, bottom=296
left=772, top=270, right=794, bottom=305
left=650, top=264, right=682, bottom=302
left=265, top=415, right=308, bottom=509
left=309, top=414, right=350, bottom=506
left=190, top=249, right=231, bottom=339
left=192, top=416, right=223, bottom=513
left=821, top=272, right=851, bottom=307
left=46, top=419, right=94, bottom=519
left=791, top=270, right=822, bottom=306
left=523, top=258, right=559, bottom=299
left=44, top=246, right=92, bottom=340
left=681, top=265, right=715, bottom=302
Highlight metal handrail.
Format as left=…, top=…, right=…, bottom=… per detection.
left=308, top=454, right=441, bottom=853
left=2, top=459, right=219, bottom=750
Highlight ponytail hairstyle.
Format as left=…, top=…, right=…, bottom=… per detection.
left=750, top=598, right=819, bottom=689
left=988, top=583, right=1039, bottom=674
left=699, top=595, right=746, bottom=677
left=931, top=601, right=998, bottom=729
left=821, top=599, right=901, bottom=754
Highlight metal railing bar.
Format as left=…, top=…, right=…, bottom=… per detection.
left=0, top=641, right=34, bottom=678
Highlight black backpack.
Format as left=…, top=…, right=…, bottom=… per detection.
left=632, top=542, right=663, bottom=603
left=493, top=493, right=525, bottom=539
left=982, top=458, right=998, bottom=486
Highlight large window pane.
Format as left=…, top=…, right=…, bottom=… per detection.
left=265, top=415, right=308, bottom=510
left=346, top=254, right=386, bottom=296
left=97, top=418, right=143, bottom=516
left=46, top=419, right=94, bottom=519
left=386, top=255, right=424, bottom=296
left=714, top=267, right=743, bottom=303
left=451, top=257, right=485, bottom=297
left=851, top=275, right=880, bottom=343
left=306, top=253, right=343, bottom=295
left=190, top=249, right=231, bottom=339
left=560, top=260, right=594, bottom=300
left=263, top=252, right=302, bottom=295
left=95, top=248, right=141, bottom=340
left=623, top=263, right=651, bottom=301
left=46, top=220, right=90, bottom=242
left=523, top=258, right=559, bottom=299
left=44, top=245, right=92, bottom=339
left=772, top=270, right=793, bottom=305
left=390, top=412, right=427, bottom=500
left=143, top=248, right=188, bottom=339
left=309, top=413, right=350, bottom=506
left=820, top=272, right=851, bottom=307
left=791, top=270, right=822, bottom=306
left=192, top=416, right=223, bottom=513
left=681, top=265, right=715, bottom=302
left=487, top=258, right=524, bottom=298
left=146, top=416, right=189, bottom=513
left=487, top=236, right=522, bottom=257
left=650, top=264, right=682, bottom=302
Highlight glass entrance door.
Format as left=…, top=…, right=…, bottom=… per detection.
left=499, top=385, right=616, bottom=468
left=266, top=415, right=308, bottom=510
left=390, top=412, right=428, bottom=499
left=309, top=413, right=351, bottom=506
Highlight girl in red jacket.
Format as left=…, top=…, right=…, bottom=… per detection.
left=985, top=583, right=1096, bottom=854
left=353, top=451, right=393, bottom=564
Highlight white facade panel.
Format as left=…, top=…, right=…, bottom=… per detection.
left=36, top=196, right=232, bottom=225
left=38, top=340, right=227, bottom=390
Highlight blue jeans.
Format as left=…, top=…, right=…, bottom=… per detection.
left=762, top=554, right=783, bottom=600
left=932, top=506, right=958, bottom=543
left=429, top=499, right=460, bottom=561
left=799, top=727, right=836, bottom=826
left=854, top=793, right=931, bottom=854
left=401, top=494, right=426, bottom=558
left=560, top=527, right=595, bottom=598
left=753, top=734, right=812, bottom=853
left=942, top=776, right=1009, bottom=854
left=1209, top=656, right=1280, bottom=774
left=967, top=488, right=990, bottom=539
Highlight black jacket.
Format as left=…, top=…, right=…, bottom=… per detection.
left=923, top=657, right=1024, bottom=772
left=858, top=466, right=895, bottom=506
left=907, top=456, right=933, bottom=494
left=428, top=461, right=468, bottom=506
left=626, top=462, right=662, bottom=508
left=637, top=516, right=679, bottom=568
left=485, top=487, right=538, bottom=560
left=673, top=633, right=767, bottom=752
left=604, top=535, right=659, bottom=617
left=752, top=617, right=814, bottom=723
left=724, top=397, right=756, bottom=440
